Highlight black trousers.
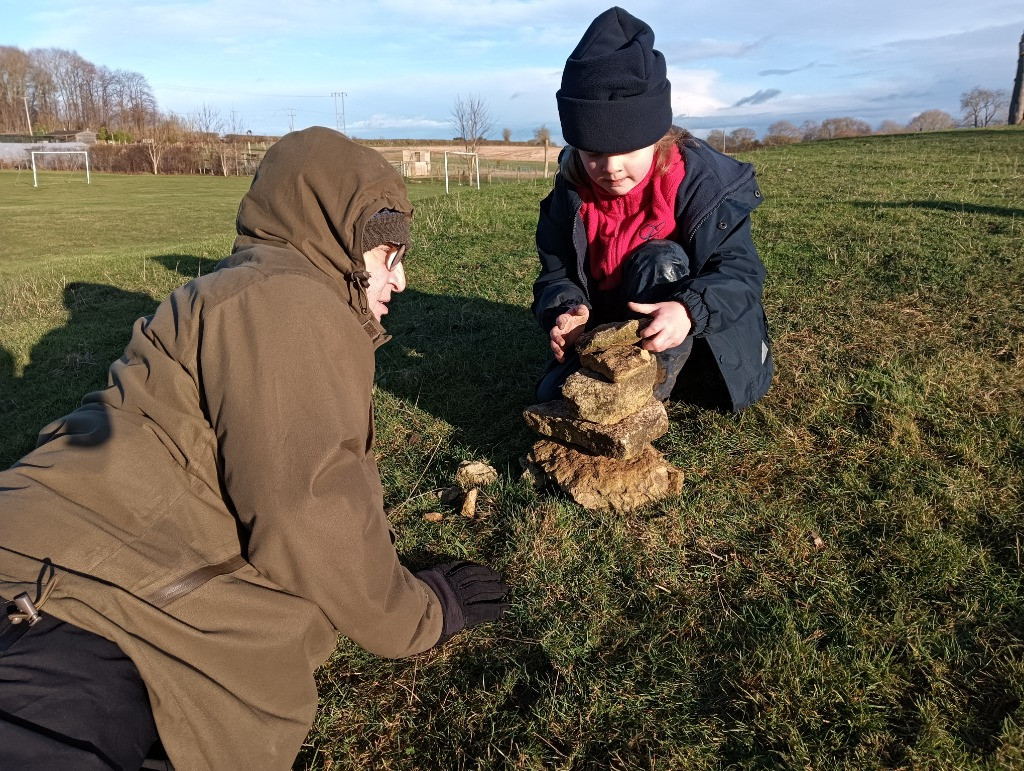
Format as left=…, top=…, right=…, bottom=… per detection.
left=0, top=600, right=158, bottom=770
left=537, top=239, right=694, bottom=403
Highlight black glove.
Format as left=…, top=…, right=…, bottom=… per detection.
left=416, top=560, right=509, bottom=645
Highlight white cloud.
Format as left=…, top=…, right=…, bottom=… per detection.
left=669, top=68, right=727, bottom=117
left=351, top=113, right=449, bottom=131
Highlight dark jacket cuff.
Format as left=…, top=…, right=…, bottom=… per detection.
left=675, top=288, right=711, bottom=336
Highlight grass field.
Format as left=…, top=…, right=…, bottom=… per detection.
left=1, top=128, right=1023, bottom=769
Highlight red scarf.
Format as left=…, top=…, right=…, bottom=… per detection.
left=578, top=144, right=685, bottom=291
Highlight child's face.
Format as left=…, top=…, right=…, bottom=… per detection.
left=578, top=144, right=656, bottom=196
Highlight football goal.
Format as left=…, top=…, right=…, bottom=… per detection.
left=31, top=150, right=91, bottom=187
left=443, top=151, right=480, bottom=193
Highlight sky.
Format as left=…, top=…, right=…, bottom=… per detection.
left=6, top=1, right=1024, bottom=142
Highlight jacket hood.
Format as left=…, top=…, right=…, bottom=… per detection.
left=231, top=126, right=413, bottom=336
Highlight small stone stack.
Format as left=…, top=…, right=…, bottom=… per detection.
left=522, top=320, right=683, bottom=513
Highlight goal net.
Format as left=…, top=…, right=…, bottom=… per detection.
left=31, top=151, right=91, bottom=187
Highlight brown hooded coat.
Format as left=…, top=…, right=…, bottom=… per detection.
left=0, top=127, right=443, bottom=769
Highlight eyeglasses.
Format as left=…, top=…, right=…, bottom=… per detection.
left=386, top=243, right=406, bottom=271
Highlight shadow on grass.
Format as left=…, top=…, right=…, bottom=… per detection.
left=150, top=257, right=552, bottom=467
left=372, top=288, right=550, bottom=466
left=0, top=282, right=159, bottom=468
left=150, top=253, right=221, bottom=278
left=854, top=200, right=1024, bottom=218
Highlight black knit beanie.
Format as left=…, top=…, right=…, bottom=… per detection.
left=362, top=209, right=410, bottom=254
left=556, top=7, right=672, bottom=154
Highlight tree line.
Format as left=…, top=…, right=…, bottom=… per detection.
left=706, top=87, right=1011, bottom=153
left=0, top=46, right=157, bottom=137
left=0, top=46, right=274, bottom=175
left=1, top=43, right=1016, bottom=172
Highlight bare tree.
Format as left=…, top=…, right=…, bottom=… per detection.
left=0, top=46, right=33, bottom=133
left=0, top=45, right=157, bottom=135
left=875, top=120, right=906, bottom=135
left=143, top=112, right=186, bottom=174
left=117, top=69, right=158, bottom=136
left=27, top=50, right=58, bottom=132
left=502, top=127, right=512, bottom=142
left=960, top=86, right=1007, bottom=127
left=728, top=127, right=758, bottom=151
left=705, top=129, right=727, bottom=152
left=188, top=103, right=223, bottom=174
left=1009, top=30, right=1024, bottom=125
left=533, top=124, right=551, bottom=145
left=800, top=120, right=821, bottom=141
left=764, top=120, right=801, bottom=146
left=450, top=94, right=494, bottom=153
left=224, top=110, right=245, bottom=176
left=820, top=117, right=872, bottom=139
left=906, top=109, right=955, bottom=132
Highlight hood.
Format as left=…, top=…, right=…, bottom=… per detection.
left=232, top=126, right=413, bottom=339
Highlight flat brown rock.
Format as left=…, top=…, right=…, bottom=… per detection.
left=523, top=398, right=668, bottom=460
left=579, top=344, right=655, bottom=383
left=576, top=320, right=642, bottom=356
left=561, top=364, right=656, bottom=424
left=526, top=439, right=683, bottom=513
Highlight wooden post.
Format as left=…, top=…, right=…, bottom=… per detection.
left=544, top=139, right=550, bottom=179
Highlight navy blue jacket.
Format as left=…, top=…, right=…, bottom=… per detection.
left=532, top=133, right=773, bottom=412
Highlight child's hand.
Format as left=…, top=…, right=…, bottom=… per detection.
left=549, top=305, right=590, bottom=362
left=628, top=301, right=692, bottom=352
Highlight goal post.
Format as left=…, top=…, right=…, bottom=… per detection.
left=443, top=151, right=480, bottom=193
left=31, top=150, right=91, bottom=188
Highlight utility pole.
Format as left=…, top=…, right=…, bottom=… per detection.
left=331, top=92, right=341, bottom=131
left=331, top=91, right=347, bottom=133
left=287, top=110, right=296, bottom=133
left=23, top=93, right=33, bottom=136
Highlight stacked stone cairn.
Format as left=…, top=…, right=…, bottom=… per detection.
left=522, top=320, right=683, bottom=513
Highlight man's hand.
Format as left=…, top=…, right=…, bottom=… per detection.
left=416, top=561, right=509, bottom=646
left=549, top=305, right=590, bottom=362
left=628, top=301, right=692, bottom=353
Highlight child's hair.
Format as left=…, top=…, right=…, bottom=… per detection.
left=560, top=126, right=691, bottom=188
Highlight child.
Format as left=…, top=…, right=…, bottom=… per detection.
left=532, top=6, right=773, bottom=411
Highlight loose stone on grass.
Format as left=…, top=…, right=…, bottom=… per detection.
left=460, top=488, right=479, bottom=518
left=455, top=460, right=498, bottom=490
left=439, top=486, right=463, bottom=505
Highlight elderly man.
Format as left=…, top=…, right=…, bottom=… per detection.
left=0, top=127, right=508, bottom=769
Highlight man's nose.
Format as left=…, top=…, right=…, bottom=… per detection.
left=391, top=262, right=407, bottom=292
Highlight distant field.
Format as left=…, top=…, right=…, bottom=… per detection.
left=369, top=142, right=554, bottom=162
left=1, top=129, right=1023, bottom=769
left=0, top=170, right=448, bottom=271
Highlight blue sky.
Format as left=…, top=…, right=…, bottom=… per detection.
left=6, top=1, right=1023, bottom=141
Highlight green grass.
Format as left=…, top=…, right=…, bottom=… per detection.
left=1, top=128, right=1023, bottom=769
